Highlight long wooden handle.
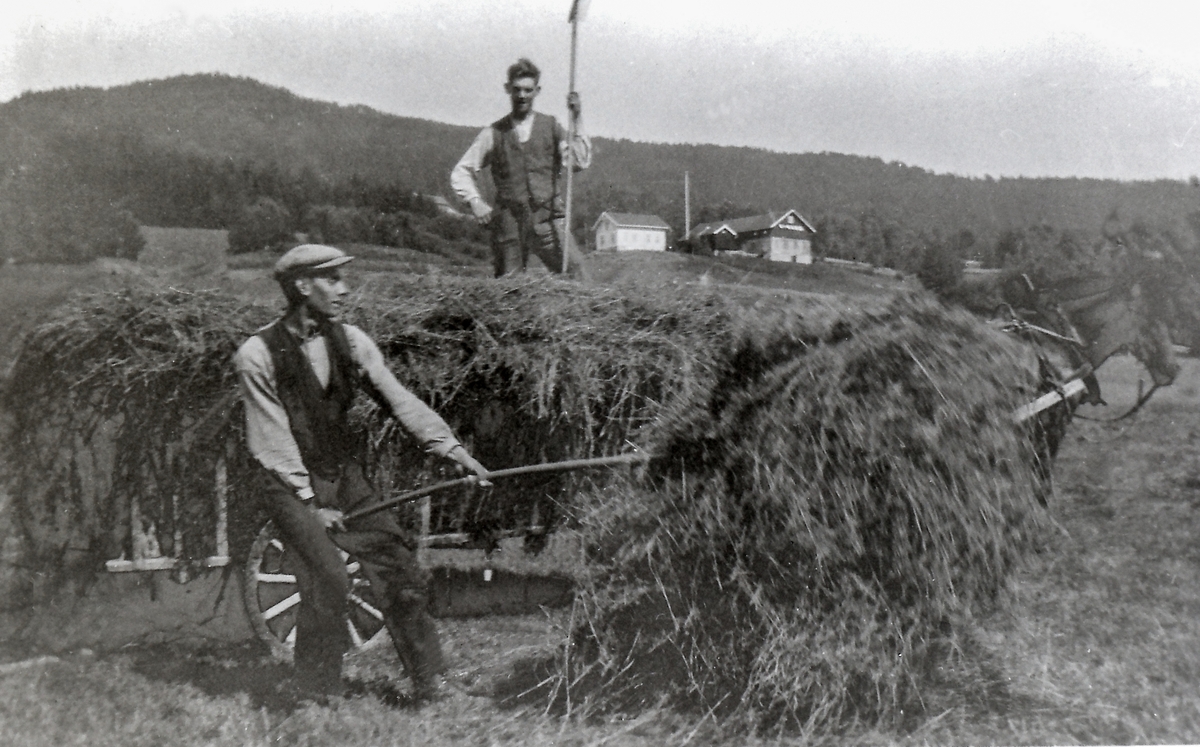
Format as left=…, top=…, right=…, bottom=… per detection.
left=343, top=452, right=649, bottom=521
left=562, top=18, right=579, bottom=274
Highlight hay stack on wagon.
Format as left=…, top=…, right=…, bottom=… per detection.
left=4, top=274, right=1048, bottom=733
left=3, top=274, right=732, bottom=590
left=567, top=294, right=1048, bottom=732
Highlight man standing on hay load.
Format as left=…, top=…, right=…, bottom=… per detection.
left=451, top=57, right=593, bottom=281
left=234, top=244, right=491, bottom=703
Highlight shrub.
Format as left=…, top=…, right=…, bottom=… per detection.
left=0, top=172, right=146, bottom=264
left=227, top=197, right=292, bottom=254
left=90, top=208, right=146, bottom=261
left=301, top=204, right=374, bottom=245
left=915, top=238, right=963, bottom=293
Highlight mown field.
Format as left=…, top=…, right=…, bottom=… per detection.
left=1, top=243, right=1198, bottom=745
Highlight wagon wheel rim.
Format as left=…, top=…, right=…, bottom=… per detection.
left=243, top=521, right=390, bottom=661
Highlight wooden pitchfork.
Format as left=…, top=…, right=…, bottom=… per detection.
left=342, top=451, right=648, bottom=522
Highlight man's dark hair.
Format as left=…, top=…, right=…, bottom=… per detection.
left=279, top=276, right=307, bottom=309
left=507, top=58, right=541, bottom=84
left=277, top=268, right=339, bottom=309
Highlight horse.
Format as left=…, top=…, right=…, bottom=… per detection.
left=974, top=263, right=1180, bottom=503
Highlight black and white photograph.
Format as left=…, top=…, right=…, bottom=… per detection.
left=1, top=1, right=1198, bottom=744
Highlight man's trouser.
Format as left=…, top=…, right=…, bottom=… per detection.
left=257, top=461, right=445, bottom=696
left=490, top=202, right=592, bottom=281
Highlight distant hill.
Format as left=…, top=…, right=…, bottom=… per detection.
left=2, top=73, right=1198, bottom=252
left=589, top=139, right=1200, bottom=243
left=0, top=74, right=478, bottom=194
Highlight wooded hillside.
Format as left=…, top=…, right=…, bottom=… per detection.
left=3, top=73, right=1199, bottom=271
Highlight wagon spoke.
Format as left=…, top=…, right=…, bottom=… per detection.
left=263, top=592, right=301, bottom=620
left=348, top=593, right=384, bottom=621
left=256, top=572, right=296, bottom=584
left=248, top=522, right=387, bottom=657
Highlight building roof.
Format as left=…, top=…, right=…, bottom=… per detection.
left=691, top=223, right=736, bottom=238
left=686, top=209, right=815, bottom=240
left=593, top=211, right=672, bottom=231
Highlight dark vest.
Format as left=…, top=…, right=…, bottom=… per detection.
left=491, top=112, right=560, bottom=210
left=258, top=320, right=363, bottom=481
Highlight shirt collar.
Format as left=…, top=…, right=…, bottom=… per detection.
left=282, top=313, right=324, bottom=342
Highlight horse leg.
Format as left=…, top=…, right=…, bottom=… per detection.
left=1032, top=402, right=1071, bottom=506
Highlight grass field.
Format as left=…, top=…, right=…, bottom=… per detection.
left=139, top=226, right=230, bottom=274
left=1, top=245, right=1198, bottom=744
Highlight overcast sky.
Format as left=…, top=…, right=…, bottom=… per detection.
left=3, top=0, right=1199, bottom=181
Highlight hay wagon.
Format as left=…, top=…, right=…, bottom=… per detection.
left=101, top=445, right=596, bottom=658
left=5, top=278, right=691, bottom=660
left=18, top=270, right=1175, bottom=662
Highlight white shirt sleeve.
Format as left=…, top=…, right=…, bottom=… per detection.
left=344, top=325, right=463, bottom=458
left=234, top=336, right=314, bottom=499
left=552, top=114, right=591, bottom=171
left=450, top=127, right=495, bottom=217
left=561, top=127, right=592, bottom=171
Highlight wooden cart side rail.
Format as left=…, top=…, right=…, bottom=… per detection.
left=106, top=452, right=649, bottom=572
left=1012, top=379, right=1088, bottom=424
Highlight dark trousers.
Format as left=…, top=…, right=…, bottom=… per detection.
left=491, top=202, right=592, bottom=281
left=258, top=462, right=445, bottom=695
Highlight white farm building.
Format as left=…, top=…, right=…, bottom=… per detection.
left=685, top=209, right=816, bottom=263
left=592, top=212, right=671, bottom=252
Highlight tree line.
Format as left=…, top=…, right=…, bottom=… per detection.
left=7, top=74, right=1200, bottom=264
left=0, top=128, right=489, bottom=264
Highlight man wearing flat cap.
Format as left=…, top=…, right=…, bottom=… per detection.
left=234, top=244, right=490, bottom=703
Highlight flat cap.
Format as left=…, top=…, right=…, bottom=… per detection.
left=273, top=244, right=354, bottom=279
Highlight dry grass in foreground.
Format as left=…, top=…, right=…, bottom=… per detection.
left=0, top=613, right=719, bottom=747
left=896, top=356, right=1200, bottom=745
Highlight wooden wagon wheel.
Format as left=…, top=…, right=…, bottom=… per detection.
left=243, top=455, right=648, bottom=659
left=243, top=521, right=390, bottom=661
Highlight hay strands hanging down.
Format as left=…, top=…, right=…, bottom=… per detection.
left=343, top=451, right=650, bottom=521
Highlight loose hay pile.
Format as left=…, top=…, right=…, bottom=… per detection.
left=565, top=294, right=1048, bottom=733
